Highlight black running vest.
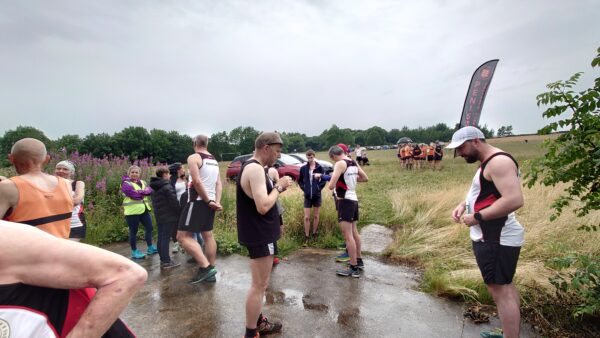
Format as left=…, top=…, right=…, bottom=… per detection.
left=236, top=159, right=281, bottom=246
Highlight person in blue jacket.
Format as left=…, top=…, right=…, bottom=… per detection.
left=297, top=149, right=327, bottom=245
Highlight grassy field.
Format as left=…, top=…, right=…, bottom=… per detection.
left=224, top=134, right=598, bottom=336
left=2, top=134, right=597, bottom=335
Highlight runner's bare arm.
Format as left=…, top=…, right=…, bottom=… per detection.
left=242, top=163, right=281, bottom=215
left=357, top=165, right=368, bottom=182
left=452, top=201, right=466, bottom=223
left=328, top=160, right=347, bottom=190
left=479, top=156, right=524, bottom=220
left=0, top=180, right=18, bottom=218
left=73, top=180, right=85, bottom=205
left=188, top=153, right=210, bottom=202
left=0, top=220, right=147, bottom=338
left=268, top=167, right=279, bottom=183
left=214, top=172, right=223, bottom=210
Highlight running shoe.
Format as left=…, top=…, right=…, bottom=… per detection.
left=302, top=236, right=309, bottom=247
left=348, top=258, right=365, bottom=270
left=146, top=245, right=158, bottom=255
left=337, top=242, right=346, bottom=250
left=131, top=249, right=146, bottom=259
left=272, top=257, right=280, bottom=266
left=188, top=265, right=217, bottom=284
left=257, top=315, right=282, bottom=335
left=480, top=329, right=504, bottom=338
left=335, top=252, right=350, bottom=262
left=336, top=266, right=360, bottom=278
left=160, top=261, right=181, bottom=269
left=203, top=275, right=217, bottom=283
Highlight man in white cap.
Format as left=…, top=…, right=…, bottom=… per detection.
left=447, top=126, right=524, bottom=338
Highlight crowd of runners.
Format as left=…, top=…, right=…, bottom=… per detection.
left=0, top=127, right=525, bottom=338
left=397, top=141, right=445, bottom=170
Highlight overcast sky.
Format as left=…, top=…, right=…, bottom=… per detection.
left=1, top=0, right=598, bottom=139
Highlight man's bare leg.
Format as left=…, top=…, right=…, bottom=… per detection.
left=311, top=207, right=320, bottom=235
left=352, top=221, right=361, bottom=258
left=201, top=230, right=217, bottom=266
left=340, top=221, right=357, bottom=266
left=303, top=208, right=311, bottom=237
left=487, top=283, right=521, bottom=338
left=177, top=231, right=209, bottom=267
left=245, top=255, right=273, bottom=328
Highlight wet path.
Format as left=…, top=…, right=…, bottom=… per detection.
left=106, top=241, right=535, bottom=337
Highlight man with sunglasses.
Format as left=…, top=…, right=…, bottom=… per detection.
left=237, top=132, right=292, bottom=338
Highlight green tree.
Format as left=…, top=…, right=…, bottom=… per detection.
left=526, top=47, right=600, bottom=319
left=55, top=134, right=83, bottom=155
left=365, top=126, right=387, bottom=146
left=496, top=125, right=513, bottom=137
left=81, top=133, right=115, bottom=158
left=148, top=129, right=171, bottom=163
left=321, top=125, right=354, bottom=147
left=113, top=126, right=152, bottom=160
left=209, top=131, right=234, bottom=161
left=305, top=135, right=325, bottom=151
left=366, top=130, right=384, bottom=146
left=354, top=131, right=367, bottom=146
left=387, top=128, right=402, bottom=144
left=166, top=131, right=192, bottom=163
left=526, top=47, right=600, bottom=228
left=281, top=133, right=306, bottom=153
left=1, top=126, right=52, bottom=166
left=229, top=126, right=259, bottom=155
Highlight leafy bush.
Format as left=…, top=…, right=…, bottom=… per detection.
left=547, top=254, right=600, bottom=318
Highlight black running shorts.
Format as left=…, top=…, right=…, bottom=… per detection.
left=337, top=199, right=359, bottom=222
left=69, top=225, right=86, bottom=239
left=178, top=200, right=215, bottom=232
left=304, top=195, right=322, bottom=208
left=246, top=242, right=278, bottom=259
left=472, top=241, right=521, bottom=285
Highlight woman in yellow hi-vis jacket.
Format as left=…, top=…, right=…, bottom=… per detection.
left=122, top=165, right=156, bottom=259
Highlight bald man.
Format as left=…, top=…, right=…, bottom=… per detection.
left=0, top=138, right=73, bottom=238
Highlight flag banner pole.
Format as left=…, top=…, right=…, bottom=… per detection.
left=458, top=59, right=499, bottom=128
left=455, top=59, right=499, bottom=157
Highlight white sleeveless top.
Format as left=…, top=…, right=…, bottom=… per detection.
left=192, top=152, right=219, bottom=200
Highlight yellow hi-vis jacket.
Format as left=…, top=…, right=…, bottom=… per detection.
left=122, top=180, right=152, bottom=216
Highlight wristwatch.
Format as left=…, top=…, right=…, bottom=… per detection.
left=274, top=185, right=284, bottom=193
left=474, top=212, right=483, bottom=222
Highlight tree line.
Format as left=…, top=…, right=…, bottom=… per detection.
left=0, top=123, right=495, bottom=166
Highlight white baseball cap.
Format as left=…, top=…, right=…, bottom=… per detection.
left=445, top=126, right=485, bottom=149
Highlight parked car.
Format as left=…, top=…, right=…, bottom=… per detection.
left=226, top=153, right=303, bottom=182
left=288, top=153, right=334, bottom=174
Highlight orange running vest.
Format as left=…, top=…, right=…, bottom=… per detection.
left=6, top=176, right=73, bottom=238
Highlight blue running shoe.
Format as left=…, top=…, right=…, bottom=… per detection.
left=146, top=245, right=158, bottom=255
left=131, top=249, right=146, bottom=259
left=335, top=252, right=350, bottom=262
